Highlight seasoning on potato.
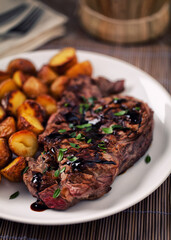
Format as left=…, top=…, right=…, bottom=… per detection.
left=9, top=130, right=38, bottom=157
left=0, top=117, right=16, bottom=138
left=0, top=138, right=11, bottom=169
left=0, top=156, right=26, bottom=182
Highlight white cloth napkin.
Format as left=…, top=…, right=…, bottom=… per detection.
left=0, top=0, right=68, bottom=58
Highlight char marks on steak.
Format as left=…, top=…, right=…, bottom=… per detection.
left=23, top=75, right=153, bottom=210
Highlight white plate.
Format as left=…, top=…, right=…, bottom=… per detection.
left=0, top=50, right=171, bottom=225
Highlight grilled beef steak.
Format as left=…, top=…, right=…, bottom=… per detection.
left=23, top=76, right=153, bottom=210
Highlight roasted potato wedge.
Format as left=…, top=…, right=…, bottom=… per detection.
left=9, top=130, right=38, bottom=157
left=23, top=76, right=48, bottom=98
left=7, top=58, right=36, bottom=75
left=36, top=94, right=57, bottom=115
left=0, top=117, right=16, bottom=138
left=66, top=61, right=92, bottom=78
left=1, top=90, right=26, bottom=116
left=38, top=65, right=58, bottom=85
left=18, top=113, right=44, bottom=135
left=17, top=100, right=46, bottom=124
left=0, top=71, right=10, bottom=83
left=0, top=156, right=26, bottom=182
left=0, top=79, right=18, bottom=100
left=50, top=76, right=69, bottom=98
left=0, top=138, right=11, bottom=169
left=49, top=47, right=77, bottom=74
left=0, top=106, right=6, bottom=122
left=12, top=70, right=27, bottom=88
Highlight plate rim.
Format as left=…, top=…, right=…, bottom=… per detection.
left=0, top=49, right=170, bottom=225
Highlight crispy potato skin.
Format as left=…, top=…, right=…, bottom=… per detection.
left=17, top=100, right=46, bottom=124
left=0, top=117, right=16, bottom=138
left=66, top=61, right=93, bottom=78
left=9, top=130, right=38, bottom=157
left=0, top=138, right=11, bottom=169
left=7, top=58, right=36, bottom=75
left=0, top=79, right=18, bottom=100
left=36, top=94, right=57, bottom=115
left=12, top=70, right=28, bottom=88
left=0, top=106, right=6, bottom=122
left=23, top=76, right=48, bottom=98
left=50, top=76, right=70, bottom=99
left=38, top=65, right=58, bottom=85
left=1, top=90, right=26, bottom=116
left=0, top=71, right=11, bottom=83
left=49, top=48, right=77, bottom=74
left=0, top=156, right=26, bottom=182
left=17, top=113, right=44, bottom=135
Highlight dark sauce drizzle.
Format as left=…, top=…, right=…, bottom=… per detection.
left=30, top=200, right=48, bottom=212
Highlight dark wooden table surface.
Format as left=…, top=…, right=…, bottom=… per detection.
left=0, top=0, right=170, bottom=239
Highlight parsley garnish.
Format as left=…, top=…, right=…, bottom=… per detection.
left=60, top=167, right=66, bottom=173
left=67, top=156, right=78, bottom=162
left=114, top=110, right=128, bottom=116
left=58, top=129, right=67, bottom=133
left=79, top=103, right=90, bottom=114
left=60, top=148, right=67, bottom=152
left=69, top=143, right=80, bottom=149
left=76, top=133, right=85, bottom=140
left=98, top=141, right=107, bottom=150
left=69, top=123, right=74, bottom=129
left=76, top=123, right=92, bottom=129
left=145, top=155, right=151, bottom=164
left=95, top=106, right=103, bottom=113
left=22, top=166, right=29, bottom=175
left=53, top=188, right=61, bottom=198
left=9, top=191, right=19, bottom=199
left=54, top=169, right=60, bottom=177
left=102, top=125, right=129, bottom=134
left=87, top=139, right=92, bottom=143
left=64, top=103, right=69, bottom=107
left=88, top=97, right=97, bottom=105
left=70, top=132, right=76, bottom=138
left=58, top=148, right=67, bottom=162
left=134, top=107, right=140, bottom=111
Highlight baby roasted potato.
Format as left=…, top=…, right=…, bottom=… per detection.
left=49, top=47, right=77, bottom=74
left=9, top=130, right=38, bottom=157
left=0, top=71, right=10, bottom=83
left=23, top=76, right=48, bottom=98
left=7, top=58, right=36, bottom=75
left=36, top=94, right=57, bottom=115
left=1, top=90, right=26, bottom=116
left=17, top=100, right=46, bottom=124
left=17, top=113, right=44, bottom=135
left=0, top=106, right=6, bottom=122
left=0, top=79, right=18, bottom=100
left=0, top=156, right=26, bottom=182
left=66, top=61, right=93, bottom=78
left=38, top=65, right=58, bottom=85
left=13, top=70, right=27, bottom=88
left=0, top=138, right=11, bottom=169
left=0, top=117, right=16, bottom=138
left=50, top=76, right=69, bottom=99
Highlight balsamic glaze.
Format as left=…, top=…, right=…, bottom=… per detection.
left=30, top=200, right=48, bottom=212
left=113, top=98, right=127, bottom=104
left=64, top=112, right=79, bottom=123
left=126, top=110, right=141, bottom=124
left=32, top=172, right=42, bottom=190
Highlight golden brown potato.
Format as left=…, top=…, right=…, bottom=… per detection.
left=17, top=100, right=46, bottom=124
left=9, top=130, right=38, bottom=157
left=0, top=71, right=10, bottom=83
left=0, top=106, right=6, bottom=122
left=23, top=76, right=48, bottom=98
left=0, top=79, right=18, bottom=100
left=36, top=94, right=57, bottom=115
left=0, top=156, right=26, bottom=182
left=1, top=90, right=26, bottom=116
left=0, top=138, right=11, bottom=169
left=17, top=113, right=44, bottom=135
left=38, top=65, right=58, bottom=85
left=12, top=70, right=27, bottom=88
left=49, top=48, right=77, bottom=74
left=7, top=58, right=36, bottom=75
left=0, top=117, right=16, bottom=138
left=50, top=76, right=69, bottom=99
left=66, top=61, right=93, bottom=78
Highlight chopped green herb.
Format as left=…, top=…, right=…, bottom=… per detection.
left=86, top=127, right=92, bottom=132
left=98, top=142, right=107, bottom=150
left=102, top=126, right=113, bottom=134
left=59, top=148, right=67, bottom=152
left=94, top=106, right=103, bottom=113
left=69, top=123, right=74, bottom=129
left=88, top=97, right=97, bottom=105
left=58, top=151, right=64, bottom=162
left=87, top=139, right=92, bottom=143
left=81, top=96, right=87, bottom=103
left=76, top=133, right=85, bottom=140
left=79, top=103, right=90, bottom=114
left=9, top=191, right=19, bottom=199
left=114, top=110, right=128, bottom=116
left=145, top=155, right=151, bottom=164
left=42, top=151, right=46, bottom=155
left=113, top=97, right=119, bottom=101
left=135, top=107, right=140, bottom=111
left=70, top=132, right=76, bottom=138
left=67, top=156, right=78, bottom=162
left=22, top=166, right=29, bottom=175
left=69, top=143, right=80, bottom=149
left=42, top=167, right=48, bottom=174
left=60, top=167, right=66, bottom=173
left=76, top=123, right=92, bottom=129
left=64, top=103, right=69, bottom=107
left=58, top=129, right=67, bottom=133
left=54, top=169, right=60, bottom=177
left=53, top=188, right=61, bottom=198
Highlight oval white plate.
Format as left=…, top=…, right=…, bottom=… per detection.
left=0, top=50, right=170, bottom=225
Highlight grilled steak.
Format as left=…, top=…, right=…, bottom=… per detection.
left=23, top=76, right=153, bottom=210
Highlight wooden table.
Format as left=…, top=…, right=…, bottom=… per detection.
left=0, top=0, right=170, bottom=239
